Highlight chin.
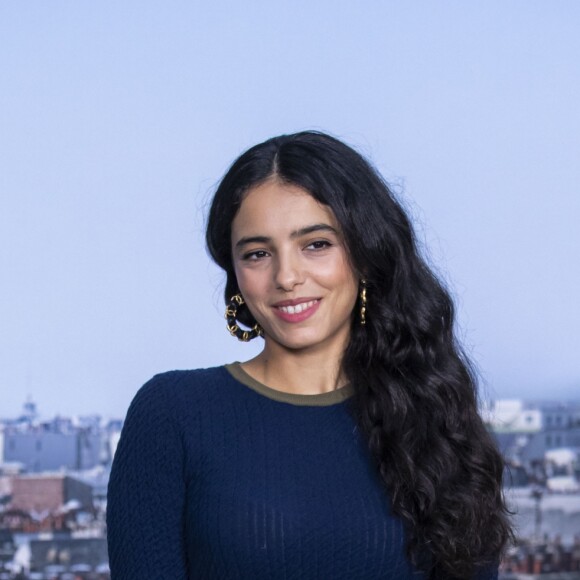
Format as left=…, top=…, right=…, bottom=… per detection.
left=268, top=331, right=331, bottom=352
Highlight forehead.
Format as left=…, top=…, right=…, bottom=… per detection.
left=232, top=180, right=338, bottom=237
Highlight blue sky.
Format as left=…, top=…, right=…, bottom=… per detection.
left=1, top=1, right=579, bottom=418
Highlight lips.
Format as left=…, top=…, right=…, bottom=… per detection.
left=276, top=299, right=318, bottom=314
left=272, top=298, right=321, bottom=322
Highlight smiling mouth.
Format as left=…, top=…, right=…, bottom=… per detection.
left=276, top=299, right=319, bottom=314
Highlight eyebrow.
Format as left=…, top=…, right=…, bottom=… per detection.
left=234, top=223, right=338, bottom=249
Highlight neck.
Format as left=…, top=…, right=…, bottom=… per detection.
left=241, top=341, right=348, bottom=396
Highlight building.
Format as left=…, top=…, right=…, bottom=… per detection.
left=1, top=429, right=103, bottom=472
left=10, top=474, right=93, bottom=514
left=486, top=399, right=580, bottom=466
left=0, top=399, right=122, bottom=473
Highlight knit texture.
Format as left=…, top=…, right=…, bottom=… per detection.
left=106, top=366, right=498, bottom=579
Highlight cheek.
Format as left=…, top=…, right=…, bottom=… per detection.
left=316, top=257, right=358, bottom=288
left=234, top=267, right=268, bottom=302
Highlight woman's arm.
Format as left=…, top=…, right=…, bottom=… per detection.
left=107, top=375, right=189, bottom=579
left=474, top=560, right=499, bottom=580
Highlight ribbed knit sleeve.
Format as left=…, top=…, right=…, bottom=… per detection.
left=475, top=562, right=499, bottom=580
left=107, top=374, right=189, bottom=579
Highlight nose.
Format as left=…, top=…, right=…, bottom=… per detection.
left=274, top=251, right=304, bottom=291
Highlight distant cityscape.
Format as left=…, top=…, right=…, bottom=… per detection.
left=1, top=397, right=579, bottom=579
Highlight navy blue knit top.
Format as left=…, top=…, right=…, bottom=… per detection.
left=107, top=365, right=498, bottom=579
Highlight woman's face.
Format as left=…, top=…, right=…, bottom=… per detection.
left=231, top=179, right=359, bottom=355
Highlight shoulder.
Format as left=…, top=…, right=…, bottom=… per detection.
left=122, top=365, right=233, bottom=427
left=132, top=365, right=230, bottom=404
left=116, top=366, right=233, bottom=458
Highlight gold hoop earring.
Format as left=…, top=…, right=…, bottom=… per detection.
left=359, top=280, right=367, bottom=326
left=224, top=294, right=263, bottom=342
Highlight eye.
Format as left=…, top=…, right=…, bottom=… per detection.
left=305, top=240, right=332, bottom=251
left=242, top=250, right=269, bottom=261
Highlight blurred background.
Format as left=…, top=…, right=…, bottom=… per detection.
left=1, top=2, right=579, bottom=577
left=1, top=0, right=578, bottom=418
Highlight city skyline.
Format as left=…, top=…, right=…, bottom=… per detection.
left=1, top=2, right=579, bottom=417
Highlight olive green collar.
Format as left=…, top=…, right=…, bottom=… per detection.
left=225, top=362, right=354, bottom=407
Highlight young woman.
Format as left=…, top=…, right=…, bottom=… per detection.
left=107, top=131, right=512, bottom=579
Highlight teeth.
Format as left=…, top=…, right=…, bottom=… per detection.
left=278, top=300, right=317, bottom=314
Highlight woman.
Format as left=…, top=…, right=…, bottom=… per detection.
left=107, top=131, right=512, bottom=579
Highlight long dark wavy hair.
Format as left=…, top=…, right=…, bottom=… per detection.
left=206, top=131, right=513, bottom=578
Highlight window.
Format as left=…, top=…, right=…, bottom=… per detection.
left=546, top=435, right=552, bottom=447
